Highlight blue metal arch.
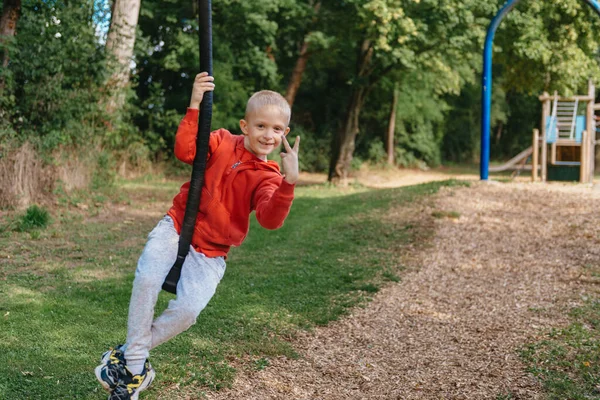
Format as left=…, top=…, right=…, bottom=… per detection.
left=480, top=0, right=600, bottom=180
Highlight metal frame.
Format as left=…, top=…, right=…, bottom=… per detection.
left=480, top=0, right=600, bottom=180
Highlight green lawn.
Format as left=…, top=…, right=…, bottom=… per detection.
left=520, top=292, right=600, bottom=399
left=0, top=177, right=463, bottom=399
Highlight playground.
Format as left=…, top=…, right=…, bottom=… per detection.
left=4, top=0, right=600, bottom=399
left=3, top=172, right=600, bottom=399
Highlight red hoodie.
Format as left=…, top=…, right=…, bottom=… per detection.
left=166, top=108, right=295, bottom=258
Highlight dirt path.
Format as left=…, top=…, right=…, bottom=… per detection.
left=296, top=168, right=483, bottom=189
left=201, top=181, right=600, bottom=400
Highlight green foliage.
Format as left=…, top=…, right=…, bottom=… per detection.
left=497, top=0, right=600, bottom=94
left=6, top=0, right=109, bottom=151
left=443, top=83, right=484, bottom=163
left=291, top=125, right=330, bottom=172
left=15, top=205, right=50, bottom=232
left=4, top=0, right=600, bottom=181
left=367, top=140, right=387, bottom=165
left=91, top=151, right=117, bottom=191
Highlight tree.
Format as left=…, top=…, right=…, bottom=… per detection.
left=496, top=0, right=600, bottom=95
left=284, top=1, right=322, bottom=107
left=327, top=0, right=486, bottom=182
left=0, top=0, right=21, bottom=89
left=105, top=0, right=141, bottom=112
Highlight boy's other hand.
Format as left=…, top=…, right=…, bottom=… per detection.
left=189, top=72, right=215, bottom=109
left=281, top=135, right=300, bottom=185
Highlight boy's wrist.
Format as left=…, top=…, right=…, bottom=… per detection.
left=283, top=175, right=298, bottom=185
left=189, top=101, right=200, bottom=109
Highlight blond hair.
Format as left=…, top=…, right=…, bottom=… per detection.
left=245, top=90, right=291, bottom=125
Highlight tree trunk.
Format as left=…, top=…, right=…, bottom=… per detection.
left=495, top=120, right=503, bottom=144
left=284, top=1, right=321, bottom=107
left=328, top=87, right=366, bottom=184
left=386, top=87, right=398, bottom=165
left=285, top=40, right=310, bottom=107
left=0, top=0, right=21, bottom=74
left=328, top=39, right=373, bottom=183
left=105, top=0, right=141, bottom=112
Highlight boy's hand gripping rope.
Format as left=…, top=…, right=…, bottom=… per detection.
left=162, top=0, right=213, bottom=294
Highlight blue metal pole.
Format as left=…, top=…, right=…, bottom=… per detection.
left=481, top=0, right=600, bottom=180
left=480, top=0, right=521, bottom=180
left=582, top=0, right=600, bottom=17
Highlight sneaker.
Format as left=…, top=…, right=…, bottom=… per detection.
left=109, top=360, right=155, bottom=400
left=95, top=345, right=127, bottom=391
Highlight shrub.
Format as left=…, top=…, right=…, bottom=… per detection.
left=16, top=205, right=50, bottom=232
left=91, top=151, right=117, bottom=191
left=367, top=140, right=388, bottom=165
left=290, top=125, right=330, bottom=173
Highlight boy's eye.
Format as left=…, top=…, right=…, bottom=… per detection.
left=258, top=124, right=265, bottom=129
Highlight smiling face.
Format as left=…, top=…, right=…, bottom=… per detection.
left=240, top=105, right=290, bottom=160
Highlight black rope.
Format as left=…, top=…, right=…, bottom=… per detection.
left=162, top=0, right=213, bottom=294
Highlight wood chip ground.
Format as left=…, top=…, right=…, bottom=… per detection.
left=167, top=181, right=600, bottom=399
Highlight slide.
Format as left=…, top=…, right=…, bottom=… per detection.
left=488, top=146, right=533, bottom=172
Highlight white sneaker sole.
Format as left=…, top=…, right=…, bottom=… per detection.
left=96, top=346, right=125, bottom=392
left=130, top=367, right=155, bottom=400
left=94, top=364, right=112, bottom=392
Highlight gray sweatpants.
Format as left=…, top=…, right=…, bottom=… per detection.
left=124, top=215, right=226, bottom=367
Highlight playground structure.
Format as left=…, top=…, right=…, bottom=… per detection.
left=531, top=82, right=597, bottom=183
left=480, top=0, right=600, bottom=181
left=487, top=82, right=598, bottom=183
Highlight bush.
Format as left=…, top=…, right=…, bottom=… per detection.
left=290, top=125, right=330, bottom=173
left=16, top=205, right=50, bottom=232
left=367, top=140, right=388, bottom=165
left=91, top=151, right=117, bottom=191
left=9, top=0, right=110, bottom=151
left=394, top=147, right=428, bottom=170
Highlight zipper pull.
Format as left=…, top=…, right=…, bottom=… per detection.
left=231, top=161, right=242, bottom=169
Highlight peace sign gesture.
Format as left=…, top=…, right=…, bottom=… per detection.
left=280, top=135, right=301, bottom=185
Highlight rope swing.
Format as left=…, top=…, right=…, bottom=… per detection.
left=162, top=0, right=213, bottom=294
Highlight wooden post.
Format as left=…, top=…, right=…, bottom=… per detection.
left=386, top=87, right=398, bottom=165
left=581, top=130, right=588, bottom=183
left=532, top=129, right=539, bottom=181
left=587, top=81, right=596, bottom=183
left=541, top=95, right=550, bottom=182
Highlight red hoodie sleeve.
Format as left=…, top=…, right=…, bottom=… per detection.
left=253, top=177, right=295, bottom=230
left=174, top=108, right=224, bottom=164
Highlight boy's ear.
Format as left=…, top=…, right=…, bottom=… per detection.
left=239, top=119, right=248, bottom=135
left=284, top=127, right=291, bottom=136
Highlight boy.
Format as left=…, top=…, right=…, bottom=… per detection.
left=95, top=72, right=300, bottom=400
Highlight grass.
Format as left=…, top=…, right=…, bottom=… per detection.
left=431, top=210, right=461, bottom=219
left=15, top=205, right=51, bottom=232
left=520, top=280, right=600, bottom=399
left=0, top=177, right=465, bottom=399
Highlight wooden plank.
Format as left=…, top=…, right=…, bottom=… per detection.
left=554, top=140, right=582, bottom=146
left=581, top=130, right=587, bottom=182
left=538, top=94, right=594, bottom=102
left=541, top=100, right=549, bottom=181
left=489, top=146, right=533, bottom=172
left=532, top=129, right=539, bottom=181
left=586, top=81, right=595, bottom=183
